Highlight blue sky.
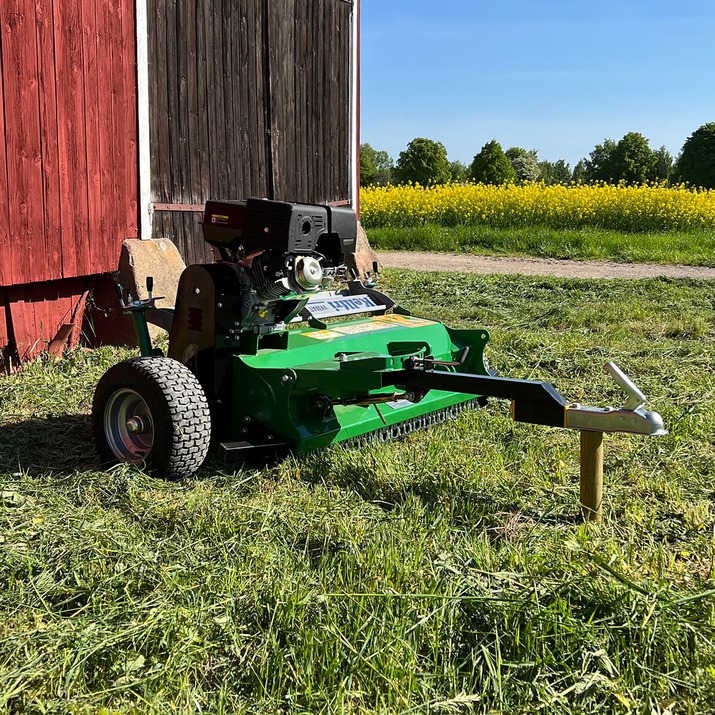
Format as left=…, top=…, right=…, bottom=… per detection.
left=360, top=0, right=715, bottom=170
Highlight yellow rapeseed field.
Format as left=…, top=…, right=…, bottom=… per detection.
left=360, top=183, right=715, bottom=233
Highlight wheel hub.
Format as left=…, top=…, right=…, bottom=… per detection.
left=104, top=389, right=155, bottom=463
left=126, top=415, right=151, bottom=434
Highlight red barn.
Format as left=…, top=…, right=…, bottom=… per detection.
left=0, top=0, right=359, bottom=363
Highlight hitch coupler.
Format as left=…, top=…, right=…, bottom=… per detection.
left=564, top=362, right=666, bottom=436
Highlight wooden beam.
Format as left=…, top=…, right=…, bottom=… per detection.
left=152, top=203, right=205, bottom=212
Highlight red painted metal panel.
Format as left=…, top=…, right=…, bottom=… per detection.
left=6, top=278, right=88, bottom=361
left=0, top=3, right=45, bottom=286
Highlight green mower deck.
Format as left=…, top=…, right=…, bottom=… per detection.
left=228, top=313, right=490, bottom=454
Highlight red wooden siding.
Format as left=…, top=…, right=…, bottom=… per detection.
left=36, top=0, right=63, bottom=280
left=0, top=0, right=139, bottom=288
left=1, top=3, right=45, bottom=285
left=6, top=278, right=88, bottom=361
left=0, top=25, right=9, bottom=272
left=0, top=290, right=8, bottom=349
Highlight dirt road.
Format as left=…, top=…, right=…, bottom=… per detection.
left=377, top=251, right=715, bottom=280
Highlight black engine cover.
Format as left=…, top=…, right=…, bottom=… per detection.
left=244, top=198, right=328, bottom=253
left=201, top=198, right=357, bottom=259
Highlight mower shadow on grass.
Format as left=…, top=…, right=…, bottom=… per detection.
left=0, top=413, right=99, bottom=476
left=296, top=444, right=586, bottom=529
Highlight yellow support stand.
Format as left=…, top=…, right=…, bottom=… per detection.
left=580, top=430, right=604, bottom=523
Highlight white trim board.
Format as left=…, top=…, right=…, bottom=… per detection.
left=135, top=0, right=152, bottom=240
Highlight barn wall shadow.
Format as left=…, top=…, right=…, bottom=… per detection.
left=0, top=414, right=98, bottom=476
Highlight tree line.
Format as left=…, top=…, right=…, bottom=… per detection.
left=360, top=122, right=715, bottom=189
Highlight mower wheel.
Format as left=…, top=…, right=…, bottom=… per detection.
left=92, top=357, right=211, bottom=479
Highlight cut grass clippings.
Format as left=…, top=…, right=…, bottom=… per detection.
left=1, top=271, right=714, bottom=713
left=368, top=224, right=715, bottom=267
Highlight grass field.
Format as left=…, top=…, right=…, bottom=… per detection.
left=368, top=225, right=715, bottom=267
left=1, top=271, right=715, bottom=713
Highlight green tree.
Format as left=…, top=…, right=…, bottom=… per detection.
left=585, top=139, right=617, bottom=182
left=372, top=149, right=393, bottom=185
left=505, top=147, right=533, bottom=161
left=674, top=122, right=715, bottom=188
left=505, top=147, right=541, bottom=183
left=585, top=134, right=659, bottom=184
left=469, top=140, right=516, bottom=184
left=610, top=132, right=657, bottom=184
left=393, top=138, right=451, bottom=186
left=449, top=160, right=469, bottom=183
left=572, top=159, right=588, bottom=183
left=360, top=144, right=393, bottom=187
left=359, top=144, right=377, bottom=187
left=539, top=159, right=572, bottom=185
left=653, top=146, right=674, bottom=183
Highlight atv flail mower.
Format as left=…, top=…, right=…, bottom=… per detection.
left=92, top=199, right=665, bottom=492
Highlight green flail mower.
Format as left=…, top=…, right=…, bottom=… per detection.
left=92, top=199, right=665, bottom=481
